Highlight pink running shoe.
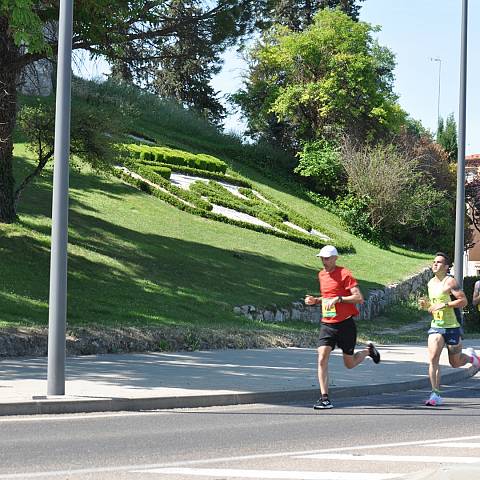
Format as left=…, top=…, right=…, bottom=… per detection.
left=425, top=391, right=443, bottom=406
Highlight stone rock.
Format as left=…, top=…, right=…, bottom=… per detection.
left=232, top=267, right=432, bottom=324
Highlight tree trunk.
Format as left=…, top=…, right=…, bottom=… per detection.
left=0, top=16, right=20, bottom=224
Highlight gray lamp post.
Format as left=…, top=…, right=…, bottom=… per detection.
left=430, top=57, right=442, bottom=133
left=454, top=0, right=468, bottom=288
left=47, top=0, right=74, bottom=396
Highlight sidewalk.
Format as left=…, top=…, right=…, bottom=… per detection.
left=0, top=340, right=478, bottom=416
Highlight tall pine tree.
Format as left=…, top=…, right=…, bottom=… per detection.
left=259, top=0, right=365, bottom=31
left=437, top=113, right=458, bottom=162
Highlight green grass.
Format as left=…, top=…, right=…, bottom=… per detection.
left=0, top=143, right=430, bottom=337
left=357, top=300, right=429, bottom=344
left=1, top=82, right=436, bottom=339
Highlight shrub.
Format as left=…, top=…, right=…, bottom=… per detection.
left=336, top=194, right=383, bottom=245
left=338, top=139, right=455, bottom=247
left=294, top=140, right=346, bottom=197
left=138, top=160, right=252, bottom=187
left=126, top=164, right=211, bottom=211
left=126, top=143, right=228, bottom=174
left=136, top=165, right=171, bottom=182
left=150, top=166, right=172, bottom=180
left=462, top=276, right=480, bottom=332
left=196, top=153, right=228, bottom=173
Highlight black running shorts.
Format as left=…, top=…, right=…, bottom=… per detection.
left=318, top=317, right=357, bottom=355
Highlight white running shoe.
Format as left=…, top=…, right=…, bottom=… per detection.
left=425, top=391, right=443, bottom=407
left=463, top=347, right=480, bottom=368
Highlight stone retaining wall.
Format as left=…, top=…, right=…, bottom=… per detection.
left=234, top=267, right=432, bottom=323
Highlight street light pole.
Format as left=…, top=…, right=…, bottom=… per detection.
left=454, top=0, right=468, bottom=288
left=430, top=57, right=442, bottom=134
left=47, top=0, right=74, bottom=396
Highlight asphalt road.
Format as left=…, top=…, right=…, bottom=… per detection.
left=1, top=376, right=480, bottom=480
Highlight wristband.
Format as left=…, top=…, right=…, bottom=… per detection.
left=338, top=296, right=343, bottom=303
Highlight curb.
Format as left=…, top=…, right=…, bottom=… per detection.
left=0, top=366, right=476, bottom=417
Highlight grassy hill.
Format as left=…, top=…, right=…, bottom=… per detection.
left=0, top=80, right=432, bottom=348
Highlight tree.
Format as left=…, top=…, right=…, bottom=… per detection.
left=465, top=176, right=480, bottom=248
left=16, top=78, right=131, bottom=210
left=294, top=139, right=346, bottom=197
left=339, top=139, right=455, bottom=250
left=258, top=0, right=365, bottom=31
left=148, top=1, right=228, bottom=124
left=437, top=113, right=458, bottom=162
left=107, top=0, right=246, bottom=124
left=0, top=0, right=254, bottom=223
left=233, top=9, right=404, bottom=152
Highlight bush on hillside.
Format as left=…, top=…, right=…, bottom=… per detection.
left=336, top=194, right=384, bottom=245
left=338, top=140, right=455, bottom=249
left=462, top=276, right=480, bottom=332
left=294, top=139, right=346, bottom=198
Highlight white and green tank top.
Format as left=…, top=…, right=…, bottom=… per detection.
left=427, top=277, right=459, bottom=329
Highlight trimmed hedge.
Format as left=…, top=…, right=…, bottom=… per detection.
left=139, top=160, right=252, bottom=187
left=123, top=163, right=212, bottom=211
left=127, top=144, right=227, bottom=173
left=188, top=180, right=353, bottom=251
left=243, top=187, right=343, bottom=243
left=114, top=168, right=354, bottom=252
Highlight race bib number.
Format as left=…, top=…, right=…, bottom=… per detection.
left=433, top=309, right=444, bottom=322
left=322, top=299, right=337, bottom=318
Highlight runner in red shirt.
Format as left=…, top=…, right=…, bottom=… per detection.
left=305, top=245, right=381, bottom=409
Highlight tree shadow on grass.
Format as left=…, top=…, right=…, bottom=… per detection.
left=3, top=164, right=385, bottom=330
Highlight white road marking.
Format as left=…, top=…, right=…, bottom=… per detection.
left=295, top=453, right=480, bottom=464
left=422, top=442, right=480, bottom=448
left=134, top=468, right=403, bottom=480
left=1, top=434, right=480, bottom=479
left=0, top=410, right=173, bottom=423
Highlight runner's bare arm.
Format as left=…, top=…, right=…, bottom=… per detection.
left=473, top=281, right=480, bottom=306
left=339, top=285, right=363, bottom=304
left=447, top=277, right=467, bottom=308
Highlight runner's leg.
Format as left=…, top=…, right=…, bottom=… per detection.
left=427, top=333, right=445, bottom=391
left=317, top=346, right=332, bottom=396
left=447, top=343, right=470, bottom=367
left=343, top=349, right=368, bottom=369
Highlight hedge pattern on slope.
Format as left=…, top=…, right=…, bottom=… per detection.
left=123, top=160, right=212, bottom=211
left=115, top=168, right=354, bottom=252
left=138, top=159, right=252, bottom=187
left=193, top=181, right=334, bottom=241
left=128, top=144, right=227, bottom=173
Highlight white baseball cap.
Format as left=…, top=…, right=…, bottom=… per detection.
left=316, top=245, right=338, bottom=258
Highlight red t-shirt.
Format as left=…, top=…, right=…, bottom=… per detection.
left=318, top=266, right=359, bottom=323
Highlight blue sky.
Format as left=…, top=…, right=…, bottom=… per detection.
left=211, top=0, right=480, bottom=154
left=76, top=1, right=480, bottom=153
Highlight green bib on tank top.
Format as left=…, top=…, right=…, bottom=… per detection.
left=427, top=276, right=459, bottom=328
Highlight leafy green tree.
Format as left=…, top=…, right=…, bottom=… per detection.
left=233, top=9, right=405, bottom=154
left=437, top=113, right=458, bottom=162
left=258, top=0, right=365, bottom=31
left=294, top=139, right=346, bottom=197
left=465, top=177, right=480, bottom=249
left=0, top=0, right=254, bottom=223
left=16, top=79, right=132, bottom=210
